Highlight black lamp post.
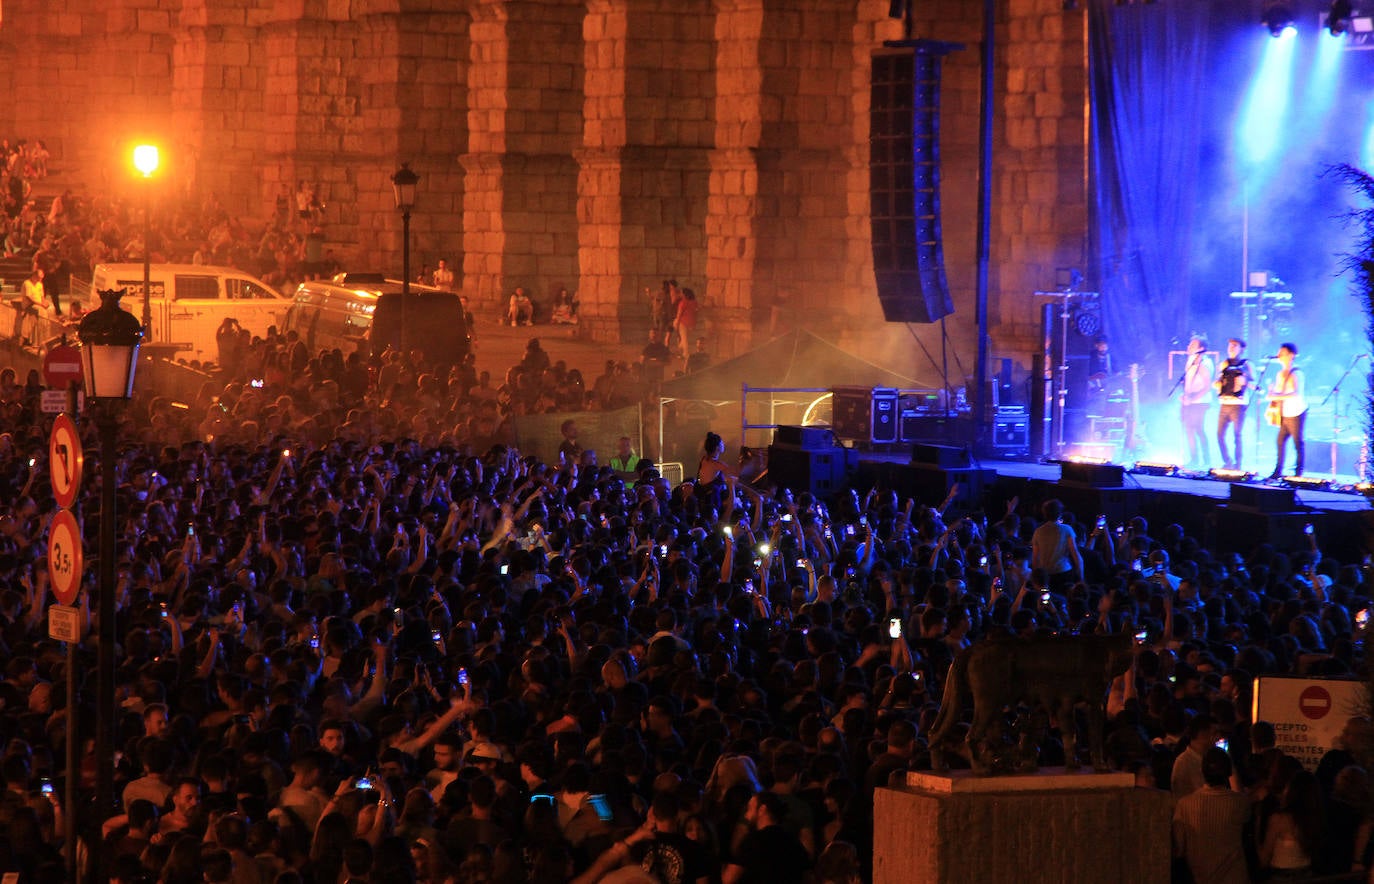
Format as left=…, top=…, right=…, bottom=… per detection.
left=76, top=288, right=142, bottom=876
left=391, top=162, right=418, bottom=358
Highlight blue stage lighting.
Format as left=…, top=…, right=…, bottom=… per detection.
left=1237, top=27, right=1299, bottom=170
left=1328, top=0, right=1354, bottom=35
left=1262, top=2, right=1296, bottom=37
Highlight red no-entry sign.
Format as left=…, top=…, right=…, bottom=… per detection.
left=42, top=344, right=82, bottom=390
left=1299, top=685, right=1332, bottom=721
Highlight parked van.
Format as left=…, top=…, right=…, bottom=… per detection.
left=283, top=279, right=379, bottom=357
left=88, top=264, right=289, bottom=363
left=283, top=275, right=470, bottom=366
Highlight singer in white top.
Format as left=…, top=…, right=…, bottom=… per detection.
left=1180, top=336, right=1215, bottom=469
left=1266, top=342, right=1307, bottom=480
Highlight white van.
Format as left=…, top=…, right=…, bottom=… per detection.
left=87, top=264, right=289, bottom=363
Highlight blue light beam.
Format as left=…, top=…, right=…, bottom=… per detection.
left=1236, top=28, right=1299, bottom=180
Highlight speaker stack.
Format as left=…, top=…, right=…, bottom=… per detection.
left=1207, top=484, right=1315, bottom=554
left=768, top=425, right=851, bottom=498
left=860, top=443, right=993, bottom=510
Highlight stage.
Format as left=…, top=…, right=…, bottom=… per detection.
left=771, top=444, right=1374, bottom=562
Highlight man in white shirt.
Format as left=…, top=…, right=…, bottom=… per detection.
left=1267, top=342, right=1308, bottom=479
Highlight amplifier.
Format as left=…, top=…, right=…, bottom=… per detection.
left=992, top=408, right=1029, bottom=450
left=832, top=386, right=900, bottom=444
left=872, top=388, right=899, bottom=443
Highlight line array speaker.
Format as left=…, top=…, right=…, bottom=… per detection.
left=870, top=40, right=962, bottom=324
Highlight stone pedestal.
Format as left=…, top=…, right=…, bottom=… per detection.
left=874, top=769, right=1171, bottom=884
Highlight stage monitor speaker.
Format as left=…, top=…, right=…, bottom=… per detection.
left=767, top=445, right=849, bottom=497
left=773, top=425, right=832, bottom=450
left=870, top=42, right=960, bottom=324
left=1228, top=484, right=1297, bottom=513
left=912, top=443, right=971, bottom=468
left=1060, top=462, right=1125, bottom=487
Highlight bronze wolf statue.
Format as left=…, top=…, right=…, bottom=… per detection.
left=926, top=633, right=1134, bottom=775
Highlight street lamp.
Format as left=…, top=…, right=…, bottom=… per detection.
left=391, top=162, right=419, bottom=358
left=132, top=145, right=159, bottom=336
left=76, top=288, right=142, bottom=875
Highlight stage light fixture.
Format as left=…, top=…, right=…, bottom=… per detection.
left=1210, top=468, right=1255, bottom=482
left=1131, top=461, right=1179, bottom=477
left=1282, top=475, right=1331, bottom=490
left=1058, top=454, right=1111, bottom=465
left=1327, top=0, right=1354, bottom=35
left=1262, top=2, right=1297, bottom=36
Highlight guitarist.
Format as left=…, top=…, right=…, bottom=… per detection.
left=1266, top=342, right=1308, bottom=480
left=1213, top=337, right=1254, bottom=470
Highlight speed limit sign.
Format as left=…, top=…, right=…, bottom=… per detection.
left=47, top=510, right=83, bottom=606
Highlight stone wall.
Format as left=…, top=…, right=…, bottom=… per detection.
left=0, top=0, right=1092, bottom=369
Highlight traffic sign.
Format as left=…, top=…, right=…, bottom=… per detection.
left=47, top=510, right=83, bottom=606
left=1299, top=685, right=1333, bottom=721
left=41, top=344, right=82, bottom=390
left=49, top=413, right=83, bottom=510
left=40, top=390, right=84, bottom=415
left=48, top=605, right=80, bottom=643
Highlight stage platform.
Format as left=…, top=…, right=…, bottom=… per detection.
left=823, top=450, right=1374, bottom=561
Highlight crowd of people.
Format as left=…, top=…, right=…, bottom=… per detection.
left=0, top=339, right=1369, bottom=884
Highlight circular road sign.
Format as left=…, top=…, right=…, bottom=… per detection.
left=48, top=413, right=83, bottom=510
left=42, top=344, right=83, bottom=390
left=48, top=509, right=83, bottom=606
left=1299, top=685, right=1333, bottom=721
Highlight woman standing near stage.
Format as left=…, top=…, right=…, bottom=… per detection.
left=1266, top=342, right=1307, bottom=480
left=1031, top=498, right=1084, bottom=594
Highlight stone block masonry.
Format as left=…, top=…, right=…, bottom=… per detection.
left=0, top=0, right=1091, bottom=370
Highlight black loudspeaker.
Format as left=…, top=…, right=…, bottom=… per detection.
left=773, top=425, right=832, bottom=450
left=767, top=446, right=849, bottom=497
left=870, top=41, right=959, bottom=324
left=912, top=443, right=971, bottom=468
left=1208, top=508, right=1317, bottom=555
left=870, top=461, right=993, bottom=509
left=1228, top=484, right=1297, bottom=513
left=1060, top=462, right=1125, bottom=487
left=1030, top=352, right=1051, bottom=459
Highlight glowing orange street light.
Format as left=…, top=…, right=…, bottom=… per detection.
left=132, top=145, right=159, bottom=333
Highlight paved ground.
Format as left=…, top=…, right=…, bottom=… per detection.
left=465, top=315, right=654, bottom=383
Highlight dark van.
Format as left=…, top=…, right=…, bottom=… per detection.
left=371, top=291, right=470, bottom=366
left=284, top=276, right=470, bottom=367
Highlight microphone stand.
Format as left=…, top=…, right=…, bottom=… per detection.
left=1166, top=358, right=1194, bottom=399
left=1251, top=357, right=1274, bottom=473
left=1320, top=354, right=1370, bottom=479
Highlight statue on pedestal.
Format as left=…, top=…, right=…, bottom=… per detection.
left=927, top=633, right=1135, bottom=776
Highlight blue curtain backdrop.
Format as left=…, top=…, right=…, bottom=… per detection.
left=1088, top=0, right=1215, bottom=371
